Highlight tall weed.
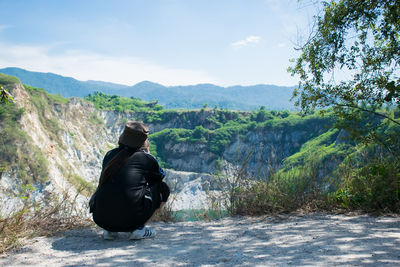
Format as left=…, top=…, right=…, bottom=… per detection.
left=0, top=184, right=92, bottom=254
left=207, top=151, right=254, bottom=215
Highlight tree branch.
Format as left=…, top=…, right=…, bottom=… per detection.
left=337, top=104, right=400, bottom=127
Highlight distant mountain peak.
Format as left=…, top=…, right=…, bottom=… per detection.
left=0, top=67, right=296, bottom=110
left=134, top=80, right=163, bottom=86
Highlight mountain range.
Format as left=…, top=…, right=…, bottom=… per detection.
left=0, top=67, right=296, bottom=110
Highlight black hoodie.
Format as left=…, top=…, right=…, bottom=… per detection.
left=92, top=147, right=164, bottom=232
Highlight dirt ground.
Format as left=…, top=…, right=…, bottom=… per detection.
left=1, top=213, right=400, bottom=266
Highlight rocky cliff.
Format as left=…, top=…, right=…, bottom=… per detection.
left=1, top=81, right=220, bottom=213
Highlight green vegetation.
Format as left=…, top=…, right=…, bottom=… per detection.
left=149, top=109, right=333, bottom=158
left=85, top=91, right=163, bottom=112
left=84, top=92, right=312, bottom=158
left=334, top=143, right=400, bottom=211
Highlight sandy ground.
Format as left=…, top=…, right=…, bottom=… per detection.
left=1, top=213, right=400, bottom=267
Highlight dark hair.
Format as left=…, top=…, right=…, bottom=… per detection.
left=98, top=146, right=135, bottom=186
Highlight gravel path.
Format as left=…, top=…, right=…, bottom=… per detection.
left=1, top=213, right=400, bottom=266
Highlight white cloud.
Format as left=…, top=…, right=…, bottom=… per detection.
left=231, top=36, right=261, bottom=48
left=0, top=42, right=219, bottom=86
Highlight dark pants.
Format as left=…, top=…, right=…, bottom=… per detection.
left=142, top=181, right=170, bottom=223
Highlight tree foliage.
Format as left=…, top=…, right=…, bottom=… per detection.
left=289, top=0, right=400, bottom=152
left=84, top=91, right=163, bottom=112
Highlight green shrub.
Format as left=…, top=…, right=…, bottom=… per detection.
left=335, top=152, right=400, bottom=212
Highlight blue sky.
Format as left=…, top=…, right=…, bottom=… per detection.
left=0, top=0, right=318, bottom=86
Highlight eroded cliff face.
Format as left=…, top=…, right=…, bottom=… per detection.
left=157, top=127, right=330, bottom=178
left=1, top=82, right=333, bottom=214
left=3, top=84, right=112, bottom=214
left=223, top=129, right=322, bottom=177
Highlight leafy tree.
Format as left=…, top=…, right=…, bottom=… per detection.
left=252, top=106, right=273, bottom=122
left=289, top=0, right=400, bottom=153
left=85, top=91, right=163, bottom=112
left=192, top=125, right=207, bottom=139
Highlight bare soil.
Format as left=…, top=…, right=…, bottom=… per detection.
left=1, top=213, right=400, bottom=266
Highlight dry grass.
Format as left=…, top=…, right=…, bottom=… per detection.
left=206, top=151, right=335, bottom=216
left=150, top=202, right=177, bottom=223
left=0, top=185, right=93, bottom=254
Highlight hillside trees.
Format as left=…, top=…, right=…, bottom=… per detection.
left=289, top=0, right=400, bottom=153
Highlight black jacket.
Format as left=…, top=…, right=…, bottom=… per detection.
left=92, top=147, right=164, bottom=232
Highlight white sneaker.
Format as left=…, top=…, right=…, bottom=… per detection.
left=103, top=230, right=118, bottom=240
left=129, top=227, right=156, bottom=240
